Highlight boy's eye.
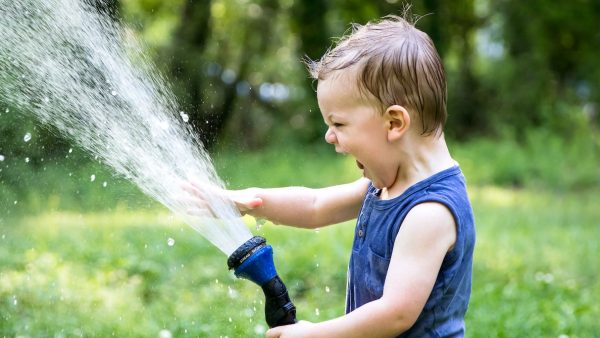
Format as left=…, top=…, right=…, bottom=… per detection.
left=333, top=123, right=343, bottom=127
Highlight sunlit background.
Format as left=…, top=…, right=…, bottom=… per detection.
left=1, top=0, right=599, bottom=337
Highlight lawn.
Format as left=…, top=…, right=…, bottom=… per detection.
left=1, top=141, right=599, bottom=337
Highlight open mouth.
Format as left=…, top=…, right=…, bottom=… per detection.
left=356, top=160, right=364, bottom=170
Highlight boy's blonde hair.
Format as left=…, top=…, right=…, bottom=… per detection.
left=307, top=15, right=447, bottom=135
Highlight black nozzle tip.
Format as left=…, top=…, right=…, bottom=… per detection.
left=227, top=236, right=266, bottom=270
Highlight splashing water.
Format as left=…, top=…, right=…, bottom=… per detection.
left=0, top=0, right=252, bottom=255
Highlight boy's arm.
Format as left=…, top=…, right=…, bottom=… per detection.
left=184, top=178, right=370, bottom=229
left=236, top=178, right=370, bottom=228
left=266, top=202, right=457, bottom=338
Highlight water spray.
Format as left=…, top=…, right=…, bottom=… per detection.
left=227, top=236, right=297, bottom=327
left=0, top=0, right=293, bottom=329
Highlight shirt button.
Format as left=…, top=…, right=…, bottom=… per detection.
left=358, top=229, right=364, bottom=237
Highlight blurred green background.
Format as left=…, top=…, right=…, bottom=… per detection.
left=1, top=0, right=599, bottom=337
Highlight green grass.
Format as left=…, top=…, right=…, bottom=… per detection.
left=468, top=187, right=599, bottom=337
left=452, top=128, right=600, bottom=189
left=1, top=138, right=600, bottom=337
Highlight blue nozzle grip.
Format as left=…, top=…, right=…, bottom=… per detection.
left=234, top=245, right=277, bottom=286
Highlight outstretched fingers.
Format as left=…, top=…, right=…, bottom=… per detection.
left=181, top=180, right=264, bottom=217
left=180, top=181, right=220, bottom=217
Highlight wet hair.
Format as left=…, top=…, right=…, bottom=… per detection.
left=306, top=14, right=447, bottom=136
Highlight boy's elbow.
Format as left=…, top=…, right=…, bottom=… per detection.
left=307, top=194, right=329, bottom=228
left=389, top=315, right=418, bottom=335
left=380, top=298, right=421, bottom=335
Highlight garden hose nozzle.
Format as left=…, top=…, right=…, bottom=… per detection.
left=227, top=236, right=297, bottom=328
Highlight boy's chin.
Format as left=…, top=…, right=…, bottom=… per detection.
left=370, top=181, right=385, bottom=190
left=368, top=175, right=394, bottom=191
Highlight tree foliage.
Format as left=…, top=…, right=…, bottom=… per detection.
left=121, top=0, right=599, bottom=147
left=2, top=0, right=599, bottom=152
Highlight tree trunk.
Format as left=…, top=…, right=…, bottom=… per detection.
left=289, top=0, right=330, bottom=142
left=168, top=0, right=213, bottom=146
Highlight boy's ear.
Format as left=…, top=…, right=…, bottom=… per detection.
left=384, top=105, right=410, bottom=141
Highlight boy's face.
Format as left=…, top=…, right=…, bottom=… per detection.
left=317, top=74, right=399, bottom=189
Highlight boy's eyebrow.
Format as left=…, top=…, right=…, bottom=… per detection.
left=326, top=113, right=340, bottom=122
left=322, top=113, right=337, bottom=126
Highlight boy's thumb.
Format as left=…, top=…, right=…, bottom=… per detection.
left=246, top=197, right=263, bottom=209
left=236, top=197, right=263, bottom=212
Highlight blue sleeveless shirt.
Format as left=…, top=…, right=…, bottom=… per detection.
left=346, top=166, right=475, bottom=337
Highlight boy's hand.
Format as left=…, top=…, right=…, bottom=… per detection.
left=265, top=321, right=316, bottom=338
left=226, top=188, right=263, bottom=213
left=181, top=181, right=263, bottom=216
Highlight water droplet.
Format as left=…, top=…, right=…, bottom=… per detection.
left=0, top=154, right=4, bottom=161
left=68, top=148, right=73, bottom=153
left=103, top=181, right=108, bottom=187
left=535, top=272, right=554, bottom=284
left=111, top=90, right=117, bottom=96
left=325, top=286, right=330, bottom=293
left=43, top=96, right=50, bottom=103
left=25, top=157, right=30, bottom=163
left=179, top=111, right=189, bottom=122
left=13, top=200, right=18, bottom=205
left=167, top=238, right=175, bottom=246
left=228, top=317, right=232, bottom=322
left=12, top=296, right=17, bottom=306
left=23, top=132, right=32, bottom=142
left=4, top=108, right=8, bottom=113
left=254, top=324, right=266, bottom=335
left=315, top=308, right=320, bottom=316
left=255, top=218, right=266, bottom=230
left=90, top=174, right=96, bottom=182
left=158, top=329, right=172, bottom=338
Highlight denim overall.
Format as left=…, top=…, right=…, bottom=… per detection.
left=346, top=166, right=475, bottom=337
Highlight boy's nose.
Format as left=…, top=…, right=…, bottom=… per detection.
left=324, top=127, right=337, bottom=144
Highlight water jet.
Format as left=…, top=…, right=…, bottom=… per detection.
left=0, top=0, right=299, bottom=329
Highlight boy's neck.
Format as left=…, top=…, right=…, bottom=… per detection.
left=380, top=133, right=455, bottom=200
